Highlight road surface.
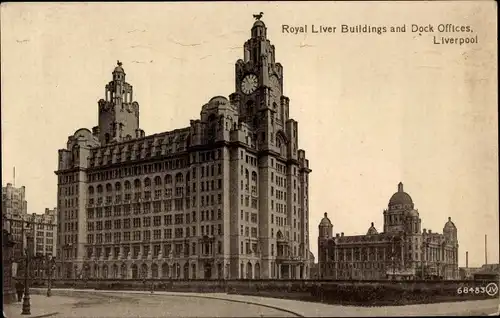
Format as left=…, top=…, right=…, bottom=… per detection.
left=4, top=288, right=499, bottom=318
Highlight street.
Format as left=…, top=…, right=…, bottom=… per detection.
left=3, top=288, right=499, bottom=318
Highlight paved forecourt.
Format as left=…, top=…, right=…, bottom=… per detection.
left=4, top=288, right=499, bottom=318
left=4, top=290, right=298, bottom=318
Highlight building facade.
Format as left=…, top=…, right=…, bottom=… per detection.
left=29, top=208, right=58, bottom=257
left=318, top=182, right=459, bottom=280
left=55, top=17, right=312, bottom=280
left=2, top=183, right=28, bottom=259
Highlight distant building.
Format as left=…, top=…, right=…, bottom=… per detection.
left=308, top=251, right=319, bottom=279
left=473, top=264, right=500, bottom=281
left=1, top=183, right=28, bottom=216
left=55, top=17, right=312, bottom=280
left=2, top=183, right=28, bottom=259
left=318, top=182, right=459, bottom=280
left=29, top=208, right=58, bottom=257
left=459, top=267, right=482, bottom=280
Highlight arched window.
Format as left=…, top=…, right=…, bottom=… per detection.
left=276, top=133, right=286, bottom=156
left=115, top=182, right=121, bottom=192
left=165, top=174, right=172, bottom=184
left=106, top=183, right=112, bottom=193
left=88, top=186, right=94, bottom=195
left=276, top=230, right=283, bottom=240
left=154, top=176, right=162, bottom=187
left=246, top=262, right=253, bottom=279
left=124, top=181, right=131, bottom=191
left=161, top=263, right=169, bottom=278
left=97, top=185, right=103, bottom=194
left=134, top=179, right=141, bottom=189
left=151, top=264, right=158, bottom=278
left=144, top=177, right=151, bottom=187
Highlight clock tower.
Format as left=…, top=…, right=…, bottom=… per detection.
left=227, top=15, right=310, bottom=279
left=233, top=18, right=290, bottom=154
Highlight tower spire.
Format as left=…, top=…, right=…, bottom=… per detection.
left=398, top=182, right=403, bottom=192
left=97, top=60, right=140, bottom=145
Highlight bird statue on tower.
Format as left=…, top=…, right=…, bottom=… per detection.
left=253, top=12, right=264, bottom=20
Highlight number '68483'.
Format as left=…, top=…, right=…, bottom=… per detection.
left=457, top=286, right=484, bottom=294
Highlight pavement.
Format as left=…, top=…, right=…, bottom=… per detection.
left=3, top=288, right=499, bottom=318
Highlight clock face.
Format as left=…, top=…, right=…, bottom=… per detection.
left=269, top=75, right=281, bottom=99
left=241, top=74, right=258, bottom=95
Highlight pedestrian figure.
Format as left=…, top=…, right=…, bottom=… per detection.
left=15, top=280, right=24, bottom=302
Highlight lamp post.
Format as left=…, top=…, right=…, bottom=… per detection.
left=21, top=233, right=34, bottom=315
left=436, top=261, right=441, bottom=280
left=33, top=254, right=42, bottom=285
left=2, top=215, right=17, bottom=304
left=46, top=256, right=56, bottom=297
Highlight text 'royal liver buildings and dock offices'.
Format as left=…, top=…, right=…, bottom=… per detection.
left=55, top=17, right=312, bottom=280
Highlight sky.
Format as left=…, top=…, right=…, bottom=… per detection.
left=1, top=2, right=498, bottom=267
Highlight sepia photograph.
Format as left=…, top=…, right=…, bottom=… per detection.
left=1, top=1, right=498, bottom=317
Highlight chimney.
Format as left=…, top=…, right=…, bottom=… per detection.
left=466, top=251, right=469, bottom=268
left=485, top=235, right=488, bottom=265
left=341, top=232, right=344, bottom=237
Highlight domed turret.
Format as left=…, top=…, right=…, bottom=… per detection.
left=388, top=182, right=414, bottom=209
left=251, top=12, right=267, bottom=38
left=384, top=182, right=419, bottom=233
left=113, top=60, right=125, bottom=74
left=367, top=222, right=378, bottom=235
left=444, top=217, right=456, bottom=231
left=253, top=20, right=265, bottom=28
left=318, top=212, right=333, bottom=238
left=443, top=217, right=457, bottom=243
left=319, top=212, right=332, bottom=227
left=112, top=60, right=126, bottom=82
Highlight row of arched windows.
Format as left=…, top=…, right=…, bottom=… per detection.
left=88, top=173, right=185, bottom=195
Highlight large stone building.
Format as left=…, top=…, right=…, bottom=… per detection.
left=318, top=182, right=459, bottom=280
left=55, top=17, right=312, bottom=280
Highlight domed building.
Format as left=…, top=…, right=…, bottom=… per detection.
left=318, top=182, right=459, bottom=280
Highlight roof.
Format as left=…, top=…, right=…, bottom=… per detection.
left=366, top=222, right=378, bottom=235
left=389, top=182, right=413, bottom=206
left=319, top=212, right=332, bottom=227
left=113, top=60, right=125, bottom=73
left=253, top=20, right=265, bottom=28
left=444, top=217, right=456, bottom=230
